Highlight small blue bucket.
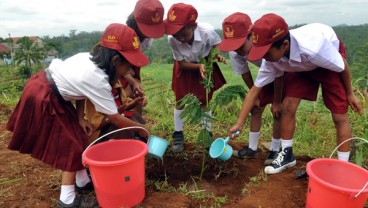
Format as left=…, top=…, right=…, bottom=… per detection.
left=147, top=135, right=169, bottom=159
left=209, top=137, right=233, bottom=161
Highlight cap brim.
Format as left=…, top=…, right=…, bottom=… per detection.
left=137, top=22, right=165, bottom=38
left=248, top=44, right=272, bottom=61
left=120, top=50, right=149, bottom=67
left=164, top=20, right=183, bottom=35
left=218, top=36, right=247, bottom=52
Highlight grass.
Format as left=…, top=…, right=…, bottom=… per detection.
left=0, top=62, right=367, bottom=164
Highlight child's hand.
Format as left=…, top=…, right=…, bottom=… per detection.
left=348, top=94, right=361, bottom=114
left=139, top=96, right=148, bottom=106
left=199, top=64, right=206, bottom=79
left=216, top=54, right=227, bottom=64
left=132, top=82, right=144, bottom=96
left=228, top=123, right=242, bottom=139
left=78, top=118, right=93, bottom=136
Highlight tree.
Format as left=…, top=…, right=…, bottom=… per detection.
left=13, top=37, right=44, bottom=78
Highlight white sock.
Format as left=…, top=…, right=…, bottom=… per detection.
left=337, top=151, right=350, bottom=162
left=60, top=185, right=75, bottom=204
left=76, top=169, right=90, bottom=187
left=281, top=139, right=293, bottom=150
left=201, top=111, right=212, bottom=131
left=174, top=108, right=184, bottom=132
left=248, top=131, right=260, bottom=151
left=270, top=138, right=281, bottom=152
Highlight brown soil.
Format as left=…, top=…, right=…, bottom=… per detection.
left=0, top=104, right=311, bottom=208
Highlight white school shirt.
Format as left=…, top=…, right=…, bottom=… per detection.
left=254, top=23, right=345, bottom=88
left=229, top=51, right=262, bottom=76
left=168, top=23, right=221, bottom=62
left=48, top=52, right=118, bottom=115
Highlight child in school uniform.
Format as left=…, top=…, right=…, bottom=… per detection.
left=164, top=3, right=227, bottom=152
left=84, top=0, right=165, bottom=142
left=218, top=12, right=283, bottom=165
left=6, top=23, right=150, bottom=207
left=228, top=13, right=361, bottom=174
left=124, top=0, right=165, bottom=114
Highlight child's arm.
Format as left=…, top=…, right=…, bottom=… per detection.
left=340, top=58, right=361, bottom=113
left=178, top=61, right=206, bottom=79
left=108, top=113, right=149, bottom=138
left=213, top=44, right=227, bottom=64
left=76, top=99, right=93, bottom=136
left=123, top=73, right=144, bottom=96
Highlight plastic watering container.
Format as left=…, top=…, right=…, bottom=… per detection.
left=82, top=127, right=149, bottom=208
left=306, top=137, right=368, bottom=208
left=147, top=135, right=169, bottom=159
left=209, top=131, right=239, bottom=161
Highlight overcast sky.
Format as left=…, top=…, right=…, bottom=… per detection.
left=1, top=0, right=367, bottom=38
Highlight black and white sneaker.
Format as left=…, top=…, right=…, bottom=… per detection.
left=264, top=150, right=279, bottom=166
left=264, top=147, right=296, bottom=174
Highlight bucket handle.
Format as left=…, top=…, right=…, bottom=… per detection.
left=82, top=126, right=150, bottom=165
left=329, top=137, right=368, bottom=199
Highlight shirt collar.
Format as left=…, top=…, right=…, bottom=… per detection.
left=193, top=27, right=202, bottom=42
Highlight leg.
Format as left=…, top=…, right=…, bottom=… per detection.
left=265, top=97, right=300, bottom=174
left=281, top=97, right=301, bottom=141
left=264, top=114, right=282, bottom=165
left=59, top=171, right=76, bottom=205
left=331, top=113, right=352, bottom=161
left=233, top=106, right=264, bottom=159
left=172, top=102, right=185, bottom=152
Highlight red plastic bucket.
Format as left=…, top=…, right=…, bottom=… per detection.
left=306, top=158, right=368, bottom=208
left=83, top=139, right=148, bottom=208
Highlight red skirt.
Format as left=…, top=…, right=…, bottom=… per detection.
left=6, top=70, right=89, bottom=172
left=171, top=61, right=226, bottom=105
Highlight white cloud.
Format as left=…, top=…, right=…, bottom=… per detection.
left=0, top=0, right=367, bottom=38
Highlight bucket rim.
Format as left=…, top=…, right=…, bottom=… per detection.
left=149, top=135, right=170, bottom=145
left=83, top=140, right=148, bottom=167
left=306, top=158, right=368, bottom=194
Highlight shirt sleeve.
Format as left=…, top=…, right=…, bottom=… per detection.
left=254, top=61, right=283, bottom=88
left=209, top=29, right=222, bottom=46
left=229, top=51, right=250, bottom=76
left=168, top=36, right=184, bottom=61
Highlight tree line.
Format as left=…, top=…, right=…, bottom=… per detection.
left=1, top=24, right=367, bottom=89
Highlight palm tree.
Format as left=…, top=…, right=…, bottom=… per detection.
left=13, top=37, right=44, bottom=78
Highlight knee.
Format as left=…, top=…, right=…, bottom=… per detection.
left=250, top=106, right=263, bottom=118
left=282, top=99, right=298, bottom=117
left=332, top=114, right=349, bottom=126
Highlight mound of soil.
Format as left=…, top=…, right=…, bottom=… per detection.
left=0, top=105, right=311, bottom=207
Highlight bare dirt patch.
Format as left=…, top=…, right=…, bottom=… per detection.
left=0, top=105, right=310, bottom=207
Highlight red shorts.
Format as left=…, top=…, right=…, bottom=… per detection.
left=258, top=82, right=285, bottom=107
left=284, top=39, right=348, bottom=114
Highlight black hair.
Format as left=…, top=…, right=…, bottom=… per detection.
left=247, top=33, right=252, bottom=40
left=271, top=32, right=290, bottom=49
left=126, top=12, right=145, bottom=42
left=90, top=44, right=127, bottom=82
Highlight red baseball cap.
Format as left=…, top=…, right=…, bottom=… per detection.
left=248, top=13, right=289, bottom=61
left=164, top=3, right=198, bottom=35
left=133, top=0, right=165, bottom=38
left=101, top=23, right=149, bottom=67
left=219, top=12, right=253, bottom=52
